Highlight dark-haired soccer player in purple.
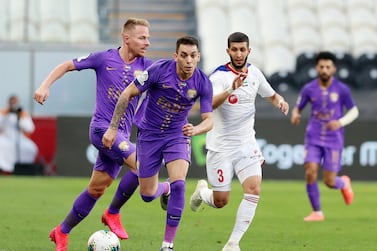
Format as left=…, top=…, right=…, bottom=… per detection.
left=102, top=36, right=213, bottom=251
left=34, top=18, right=153, bottom=251
left=291, top=51, right=359, bottom=222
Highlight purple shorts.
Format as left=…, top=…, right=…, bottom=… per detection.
left=136, top=131, right=191, bottom=178
left=90, top=126, right=136, bottom=179
left=304, top=144, right=342, bottom=172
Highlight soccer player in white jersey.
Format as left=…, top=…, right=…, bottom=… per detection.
left=189, top=32, right=289, bottom=251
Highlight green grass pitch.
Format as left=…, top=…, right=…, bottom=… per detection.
left=0, top=176, right=376, bottom=251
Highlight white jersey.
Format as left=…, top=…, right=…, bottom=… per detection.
left=206, top=63, right=275, bottom=152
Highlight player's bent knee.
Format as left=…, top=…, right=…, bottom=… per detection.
left=214, top=199, right=228, bottom=208
left=88, top=187, right=106, bottom=198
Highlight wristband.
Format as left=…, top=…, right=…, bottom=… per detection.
left=226, top=87, right=234, bottom=94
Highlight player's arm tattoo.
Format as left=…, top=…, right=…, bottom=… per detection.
left=109, top=98, right=129, bottom=130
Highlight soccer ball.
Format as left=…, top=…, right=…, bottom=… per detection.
left=87, top=230, right=121, bottom=251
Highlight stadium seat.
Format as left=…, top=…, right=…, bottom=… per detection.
left=294, top=66, right=317, bottom=90
left=350, top=27, right=377, bottom=57
left=294, top=52, right=318, bottom=89
left=334, top=52, right=357, bottom=89
left=317, top=0, right=345, bottom=10
left=263, top=45, right=296, bottom=76
left=9, top=0, right=26, bottom=41
left=295, top=52, right=316, bottom=72
left=321, top=27, right=351, bottom=52
left=69, top=0, right=99, bottom=43
left=0, top=0, right=9, bottom=40
left=288, top=7, right=317, bottom=30
left=317, top=8, right=348, bottom=29
left=348, top=8, right=377, bottom=30
left=257, top=0, right=285, bottom=16
left=26, top=0, right=40, bottom=42
left=347, top=0, right=375, bottom=11
left=229, top=0, right=256, bottom=10
left=355, top=64, right=377, bottom=90
left=287, top=0, right=315, bottom=11
left=250, top=44, right=264, bottom=70
left=291, top=28, right=321, bottom=55
left=268, top=70, right=297, bottom=93
left=335, top=66, right=356, bottom=89
left=39, top=0, right=69, bottom=42
left=334, top=52, right=354, bottom=68
left=259, top=11, right=290, bottom=47
left=257, top=0, right=289, bottom=47
left=355, top=52, right=377, bottom=71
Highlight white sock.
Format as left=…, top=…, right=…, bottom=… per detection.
left=228, top=194, right=259, bottom=244
left=200, top=187, right=217, bottom=208
left=161, top=241, right=173, bottom=248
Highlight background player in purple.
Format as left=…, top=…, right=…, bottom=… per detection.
left=102, top=36, right=213, bottom=251
left=291, top=51, right=359, bottom=222
left=34, top=18, right=153, bottom=250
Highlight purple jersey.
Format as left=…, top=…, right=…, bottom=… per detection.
left=296, top=78, right=356, bottom=149
left=133, top=59, right=213, bottom=136
left=73, top=48, right=153, bottom=136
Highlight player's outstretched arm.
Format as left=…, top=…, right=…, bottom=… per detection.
left=34, top=60, right=76, bottom=105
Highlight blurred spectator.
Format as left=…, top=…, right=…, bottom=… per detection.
left=0, top=95, right=38, bottom=174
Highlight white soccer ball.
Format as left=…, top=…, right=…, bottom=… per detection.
left=87, top=230, right=121, bottom=251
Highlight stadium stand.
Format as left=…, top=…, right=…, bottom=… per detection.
left=103, top=0, right=195, bottom=61
left=0, top=0, right=9, bottom=40
left=334, top=52, right=357, bottom=88
left=1, top=0, right=377, bottom=112
left=268, top=70, right=297, bottom=93
left=354, top=52, right=377, bottom=89
left=69, top=0, right=99, bottom=43
left=321, top=27, right=351, bottom=53
left=39, top=1, right=69, bottom=42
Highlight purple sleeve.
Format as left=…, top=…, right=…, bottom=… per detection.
left=73, top=52, right=102, bottom=70
left=340, top=84, right=356, bottom=110
left=199, top=76, right=213, bottom=113
left=296, top=85, right=310, bottom=111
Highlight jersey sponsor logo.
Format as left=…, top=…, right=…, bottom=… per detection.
left=106, top=66, right=117, bottom=70
left=228, top=94, right=238, bottom=104
left=136, top=70, right=148, bottom=85
left=77, top=53, right=90, bottom=62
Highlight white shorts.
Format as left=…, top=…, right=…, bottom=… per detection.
left=206, top=143, right=264, bottom=192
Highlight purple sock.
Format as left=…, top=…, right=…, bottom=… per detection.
left=108, top=171, right=139, bottom=214
left=60, top=189, right=97, bottom=234
left=141, top=182, right=167, bottom=202
left=164, top=180, right=185, bottom=243
left=334, top=176, right=345, bottom=190
left=306, top=183, right=321, bottom=211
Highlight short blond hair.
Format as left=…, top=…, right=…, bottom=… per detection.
left=122, top=18, right=150, bottom=34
